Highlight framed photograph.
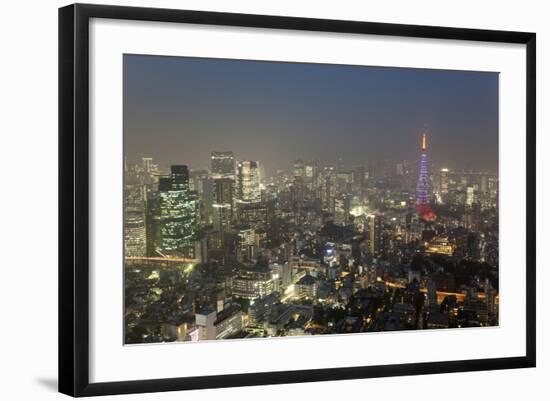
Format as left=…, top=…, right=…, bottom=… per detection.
left=59, top=3, right=536, bottom=397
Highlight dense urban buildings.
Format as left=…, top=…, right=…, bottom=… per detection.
left=123, top=55, right=498, bottom=344
left=124, top=133, right=499, bottom=344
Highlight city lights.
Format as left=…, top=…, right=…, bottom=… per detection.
left=124, top=141, right=499, bottom=344
left=123, top=56, right=499, bottom=344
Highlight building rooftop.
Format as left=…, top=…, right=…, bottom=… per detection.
left=214, top=304, right=241, bottom=325
left=297, top=275, right=317, bottom=286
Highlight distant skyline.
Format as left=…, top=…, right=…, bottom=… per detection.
left=123, top=54, right=499, bottom=175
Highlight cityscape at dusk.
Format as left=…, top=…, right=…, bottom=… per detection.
left=123, top=55, right=499, bottom=344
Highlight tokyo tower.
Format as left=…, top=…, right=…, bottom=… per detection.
left=416, top=133, right=436, bottom=221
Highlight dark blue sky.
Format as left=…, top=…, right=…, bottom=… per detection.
left=123, top=54, right=498, bottom=174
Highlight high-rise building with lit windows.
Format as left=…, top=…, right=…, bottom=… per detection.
left=320, top=165, right=337, bottom=213
left=466, top=186, right=475, bottom=207
left=305, top=160, right=317, bottom=190
left=236, top=226, right=256, bottom=262
left=293, top=159, right=305, bottom=178
left=157, top=165, right=198, bottom=256
left=212, top=178, right=233, bottom=247
left=124, top=208, right=147, bottom=257
left=440, top=168, right=449, bottom=194
left=211, top=151, right=235, bottom=179
left=124, top=168, right=147, bottom=257
left=142, top=157, right=153, bottom=174
left=236, top=160, right=261, bottom=203
left=366, top=214, right=383, bottom=256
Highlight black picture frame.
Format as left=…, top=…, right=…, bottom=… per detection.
left=59, top=3, right=536, bottom=397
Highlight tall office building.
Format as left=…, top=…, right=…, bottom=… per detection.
left=236, top=160, right=261, bottom=203
left=293, top=159, right=305, bottom=178
left=236, top=226, right=256, bottom=262
left=334, top=194, right=351, bottom=225
left=170, top=165, right=189, bottom=188
left=291, top=176, right=305, bottom=209
left=439, top=168, right=449, bottom=194
left=157, top=165, right=198, bottom=256
left=366, top=214, right=383, bottom=257
left=124, top=170, right=147, bottom=257
left=211, top=151, right=235, bottom=179
left=124, top=208, right=147, bottom=257
left=190, top=170, right=213, bottom=225
left=145, top=196, right=161, bottom=257
left=480, top=174, right=488, bottom=194
left=142, top=157, right=153, bottom=174
left=237, top=202, right=269, bottom=231
left=352, top=165, right=366, bottom=199
left=320, top=165, right=337, bottom=213
left=304, top=160, right=317, bottom=190
left=336, top=170, right=353, bottom=194
left=139, top=157, right=159, bottom=194
left=466, top=186, right=475, bottom=207
left=212, top=178, right=233, bottom=247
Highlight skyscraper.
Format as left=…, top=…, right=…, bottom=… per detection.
left=157, top=165, right=198, bottom=256
left=466, top=186, right=475, bottom=207
left=352, top=165, right=366, bottom=199
left=170, top=165, right=189, bottom=188
left=439, top=168, right=449, bottom=195
left=320, top=165, right=337, bottom=213
left=212, top=178, right=233, bottom=247
left=334, top=194, right=351, bottom=225
left=480, top=174, right=488, bottom=194
left=236, top=226, right=256, bottom=262
left=142, top=157, right=153, bottom=174
left=366, top=214, right=383, bottom=257
left=291, top=176, right=305, bottom=209
left=124, top=209, right=147, bottom=257
left=124, top=169, right=147, bottom=257
left=211, top=151, right=235, bottom=179
left=190, top=169, right=213, bottom=225
left=236, top=160, right=261, bottom=203
left=293, top=159, right=305, bottom=178
left=304, top=160, right=317, bottom=193
left=416, top=133, right=436, bottom=221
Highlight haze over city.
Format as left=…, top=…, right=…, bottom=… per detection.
left=123, top=54, right=498, bottom=175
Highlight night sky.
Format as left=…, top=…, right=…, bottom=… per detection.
left=123, top=54, right=498, bottom=175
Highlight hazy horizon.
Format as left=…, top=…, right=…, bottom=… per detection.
left=124, top=54, right=499, bottom=175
